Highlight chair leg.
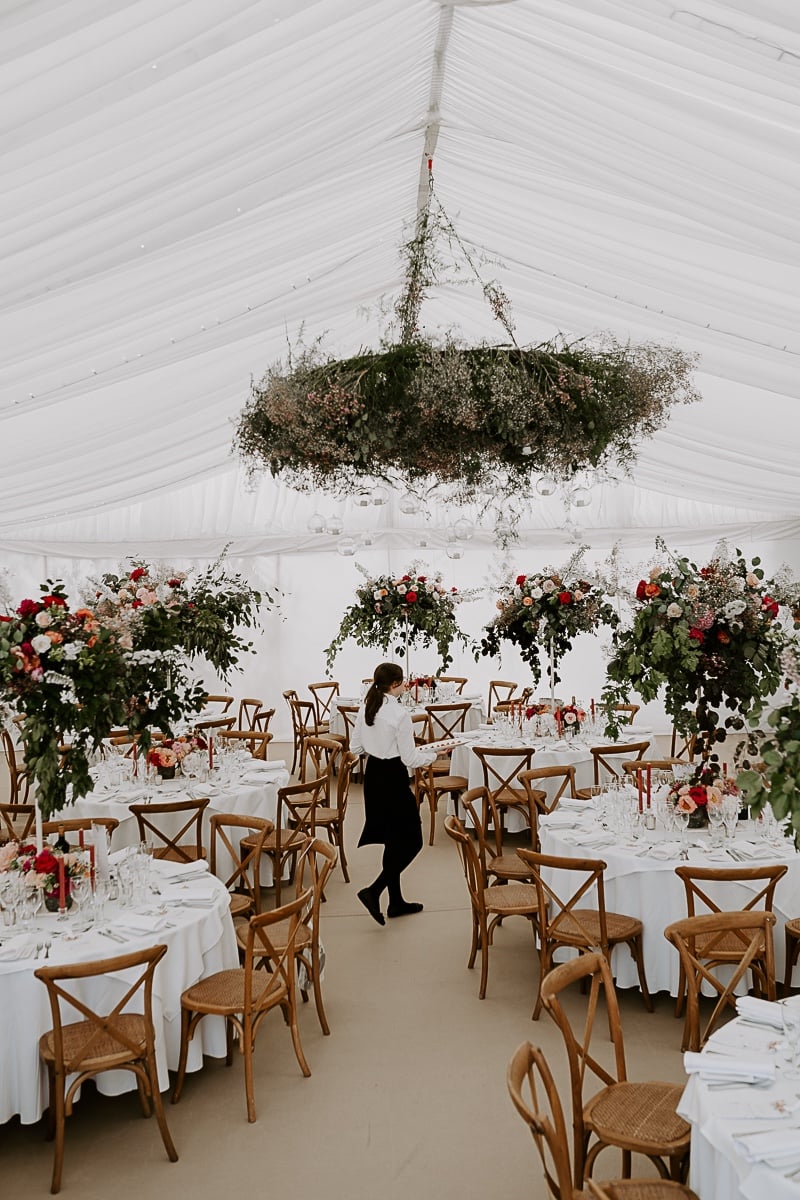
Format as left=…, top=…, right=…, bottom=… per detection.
left=428, top=792, right=437, bottom=845
left=627, top=935, right=654, bottom=1012
left=50, top=1068, right=67, bottom=1194
left=336, top=826, right=350, bottom=883
left=243, top=1019, right=257, bottom=1123
left=145, top=1051, right=179, bottom=1162
left=286, top=995, right=312, bottom=1078
left=311, top=948, right=330, bottom=1036
left=171, top=1008, right=193, bottom=1104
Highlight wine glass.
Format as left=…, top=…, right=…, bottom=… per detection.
left=707, top=802, right=725, bottom=848
left=673, top=807, right=690, bottom=857
left=781, top=997, right=800, bottom=1079
left=70, top=875, right=91, bottom=925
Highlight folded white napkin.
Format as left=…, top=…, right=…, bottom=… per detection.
left=735, top=840, right=789, bottom=861
left=734, top=1127, right=800, bottom=1164
left=538, top=811, right=577, bottom=828
left=557, top=796, right=596, bottom=812
left=0, top=934, right=38, bottom=961
left=245, top=759, right=287, bottom=772
left=684, top=1050, right=776, bottom=1083
left=736, top=997, right=786, bottom=1031
left=580, top=830, right=616, bottom=847
left=647, top=841, right=683, bottom=861
left=163, top=885, right=217, bottom=908
left=114, top=912, right=172, bottom=935
left=156, top=859, right=210, bottom=881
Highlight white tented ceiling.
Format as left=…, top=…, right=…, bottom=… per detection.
left=1, top=0, right=799, bottom=569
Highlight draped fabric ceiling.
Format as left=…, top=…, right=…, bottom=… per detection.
left=1, top=0, right=799, bottom=717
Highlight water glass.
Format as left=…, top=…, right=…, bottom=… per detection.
left=707, top=803, right=725, bottom=848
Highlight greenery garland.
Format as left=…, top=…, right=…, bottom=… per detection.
left=737, top=645, right=800, bottom=841
left=324, top=566, right=472, bottom=674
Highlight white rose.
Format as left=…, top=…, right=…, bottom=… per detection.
left=373, top=589, right=383, bottom=600
left=573, top=590, right=584, bottom=601
left=542, top=580, right=556, bottom=594
left=34, top=611, right=52, bottom=628
left=731, top=576, right=745, bottom=593
left=666, top=603, right=683, bottom=618
left=426, top=583, right=435, bottom=594
left=746, top=572, right=759, bottom=588
left=31, top=634, right=51, bottom=654
left=118, top=589, right=131, bottom=601
left=531, top=587, right=543, bottom=600
left=396, top=585, right=407, bottom=595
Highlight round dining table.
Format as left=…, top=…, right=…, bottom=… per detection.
left=0, top=860, right=238, bottom=1125
left=677, top=1009, right=800, bottom=1200
left=538, top=800, right=800, bottom=996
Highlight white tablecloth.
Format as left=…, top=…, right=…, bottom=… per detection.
left=0, top=863, right=238, bottom=1125
left=539, top=815, right=800, bottom=996
left=678, top=1016, right=800, bottom=1200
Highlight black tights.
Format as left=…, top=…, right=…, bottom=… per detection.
left=369, top=824, right=423, bottom=906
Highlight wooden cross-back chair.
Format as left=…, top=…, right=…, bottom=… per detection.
left=307, top=681, right=340, bottom=732
left=284, top=694, right=321, bottom=775
left=193, top=716, right=236, bottom=736
left=203, top=694, right=234, bottom=713
left=506, top=1042, right=699, bottom=1200
left=252, top=706, right=275, bottom=735
left=540, top=951, right=690, bottom=1185
left=238, top=697, right=265, bottom=731
left=516, top=848, right=653, bottom=1020
left=438, top=675, right=469, bottom=694
left=517, top=765, right=578, bottom=850
left=241, top=775, right=328, bottom=906
left=333, top=703, right=363, bottom=776
left=0, top=801, right=36, bottom=843
left=575, top=742, right=650, bottom=798
left=665, top=911, right=777, bottom=1052
left=129, top=797, right=209, bottom=863
left=461, top=787, right=535, bottom=887
left=416, top=702, right=472, bottom=844
left=672, top=862, right=785, bottom=1023
left=614, top=704, right=640, bottom=725
left=209, top=813, right=272, bottom=919
left=444, top=814, right=539, bottom=1000
left=172, top=888, right=312, bottom=1123
left=217, top=729, right=273, bottom=760
left=1, top=728, right=31, bottom=804
left=299, top=734, right=342, bottom=797
left=312, top=750, right=357, bottom=883
left=35, top=944, right=178, bottom=1193
left=41, top=817, right=120, bottom=841
left=236, top=838, right=338, bottom=1035
left=669, top=728, right=697, bottom=761
left=487, top=679, right=517, bottom=719
left=471, top=744, right=536, bottom=833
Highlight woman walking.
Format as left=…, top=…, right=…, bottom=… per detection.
left=351, top=662, right=437, bottom=924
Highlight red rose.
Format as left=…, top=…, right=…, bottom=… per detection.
left=167, top=578, right=182, bottom=588
left=635, top=580, right=648, bottom=601
left=717, top=630, right=731, bottom=644
left=763, top=596, right=779, bottom=619
left=0, top=615, right=11, bottom=623
left=405, top=591, right=418, bottom=603
left=558, top=591, right=573, bottom=605
left=16, top=599, right=40, bottom=617
left=129, top=567, right=147, bottom=582
left=402, top=575, right=411, bottom=582
left=516, top=575, right=527, bottom=586
left=131, top=599, right=143, bottom=608
left=688, top=628, right=704, bottom=642
left=417, top=575, right=426, bottom=583
left=688, top=785, right=708, bottom=808
left=41, top=594, right=67, bottom=607
left=34, top=848, right=59, bottom=874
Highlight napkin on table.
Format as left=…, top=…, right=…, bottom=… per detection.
left=733, top=1127, right=800, bottom=1165
left=155, top=859, right=210, bottom=882
left=114, top=912, right=173, bottom=936
left=163, top=882, right=218, bottom=908
left=539, top=811, right=578, bottom=828
left=0, top=934, right=38, bottom=961
left=684, top=1050, right=775, bottom=1084
left=736, top=997, right=786, bottom=1031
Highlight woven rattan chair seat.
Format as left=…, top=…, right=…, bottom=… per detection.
left=489, top=853, right=534, bottom=881
left=692, top=929, right=767, bottom=958
left=787, top=917, right=800, bottom=935
left=493, top=785, right=527, bottom=805
left=39, top=1014, right=147, bottom=1068
left=432, top=774, right=468, bottom=792
left=551, top=908, right=643, bottom=945
left=228, top=893, right=252, bottom=918
left=585, top=1081, right=690, bottom=1152
left=236, top=918, right=312, bottom=955
left=314, top=806, right=337, bottom=824
left=581, top=1184, right=699, bottom=1199
left=485, top=882, right=539, bottom=914
left=181, top=968, right=287, bottom=1013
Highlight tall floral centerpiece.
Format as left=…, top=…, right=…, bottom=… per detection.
left=481, top=552, right=618, bottom=697
left=737, top=645, right=800, bottom=841
left=325, top=565, right=472, bottom=674
left=602, top=541, right=790, bottom=768
left=0, top=558, right=263, bottom=819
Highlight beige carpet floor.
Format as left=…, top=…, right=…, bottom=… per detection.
left=2, top=766, right=693, bottom=1198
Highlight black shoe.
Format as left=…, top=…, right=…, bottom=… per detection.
left=357, top=887, right=385, bottom=926
left=387, top=901, right=424, bottom=918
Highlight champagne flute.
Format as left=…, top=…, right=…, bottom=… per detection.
left=674, top=807, right=690, bottom=858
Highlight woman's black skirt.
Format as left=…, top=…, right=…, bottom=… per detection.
left=358, top=755, right=421, bottom=847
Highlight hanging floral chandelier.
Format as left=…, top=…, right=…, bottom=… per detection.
left=235, top=168, right=699, bottom=523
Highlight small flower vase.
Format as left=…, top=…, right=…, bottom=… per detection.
left=688, top=808, right=708, bottom=830
left=157, top=765, right=176, bottom=780
left=45, top=891, right=72, bottom=913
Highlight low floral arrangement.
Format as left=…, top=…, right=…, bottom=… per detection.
left=666, top=766, right=737, bottom=828
left=147, top=746, right=179, bottom=772
left=408, top=675, right=436, bottom=690
left=325, top=564, right=473, bottom=672
left=554, top=703, right=587, bottom=733
left=1, top=843, right=89, bottom=906
left=602, top=540, right=792, bottom=758
left=481, top=551, right=618, bottom=689
left=0, top=556, right=264, bottom=819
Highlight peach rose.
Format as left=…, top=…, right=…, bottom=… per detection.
left=522, top=596, right=534, bottom=606
left=644, top=583, right=661, bottom=598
